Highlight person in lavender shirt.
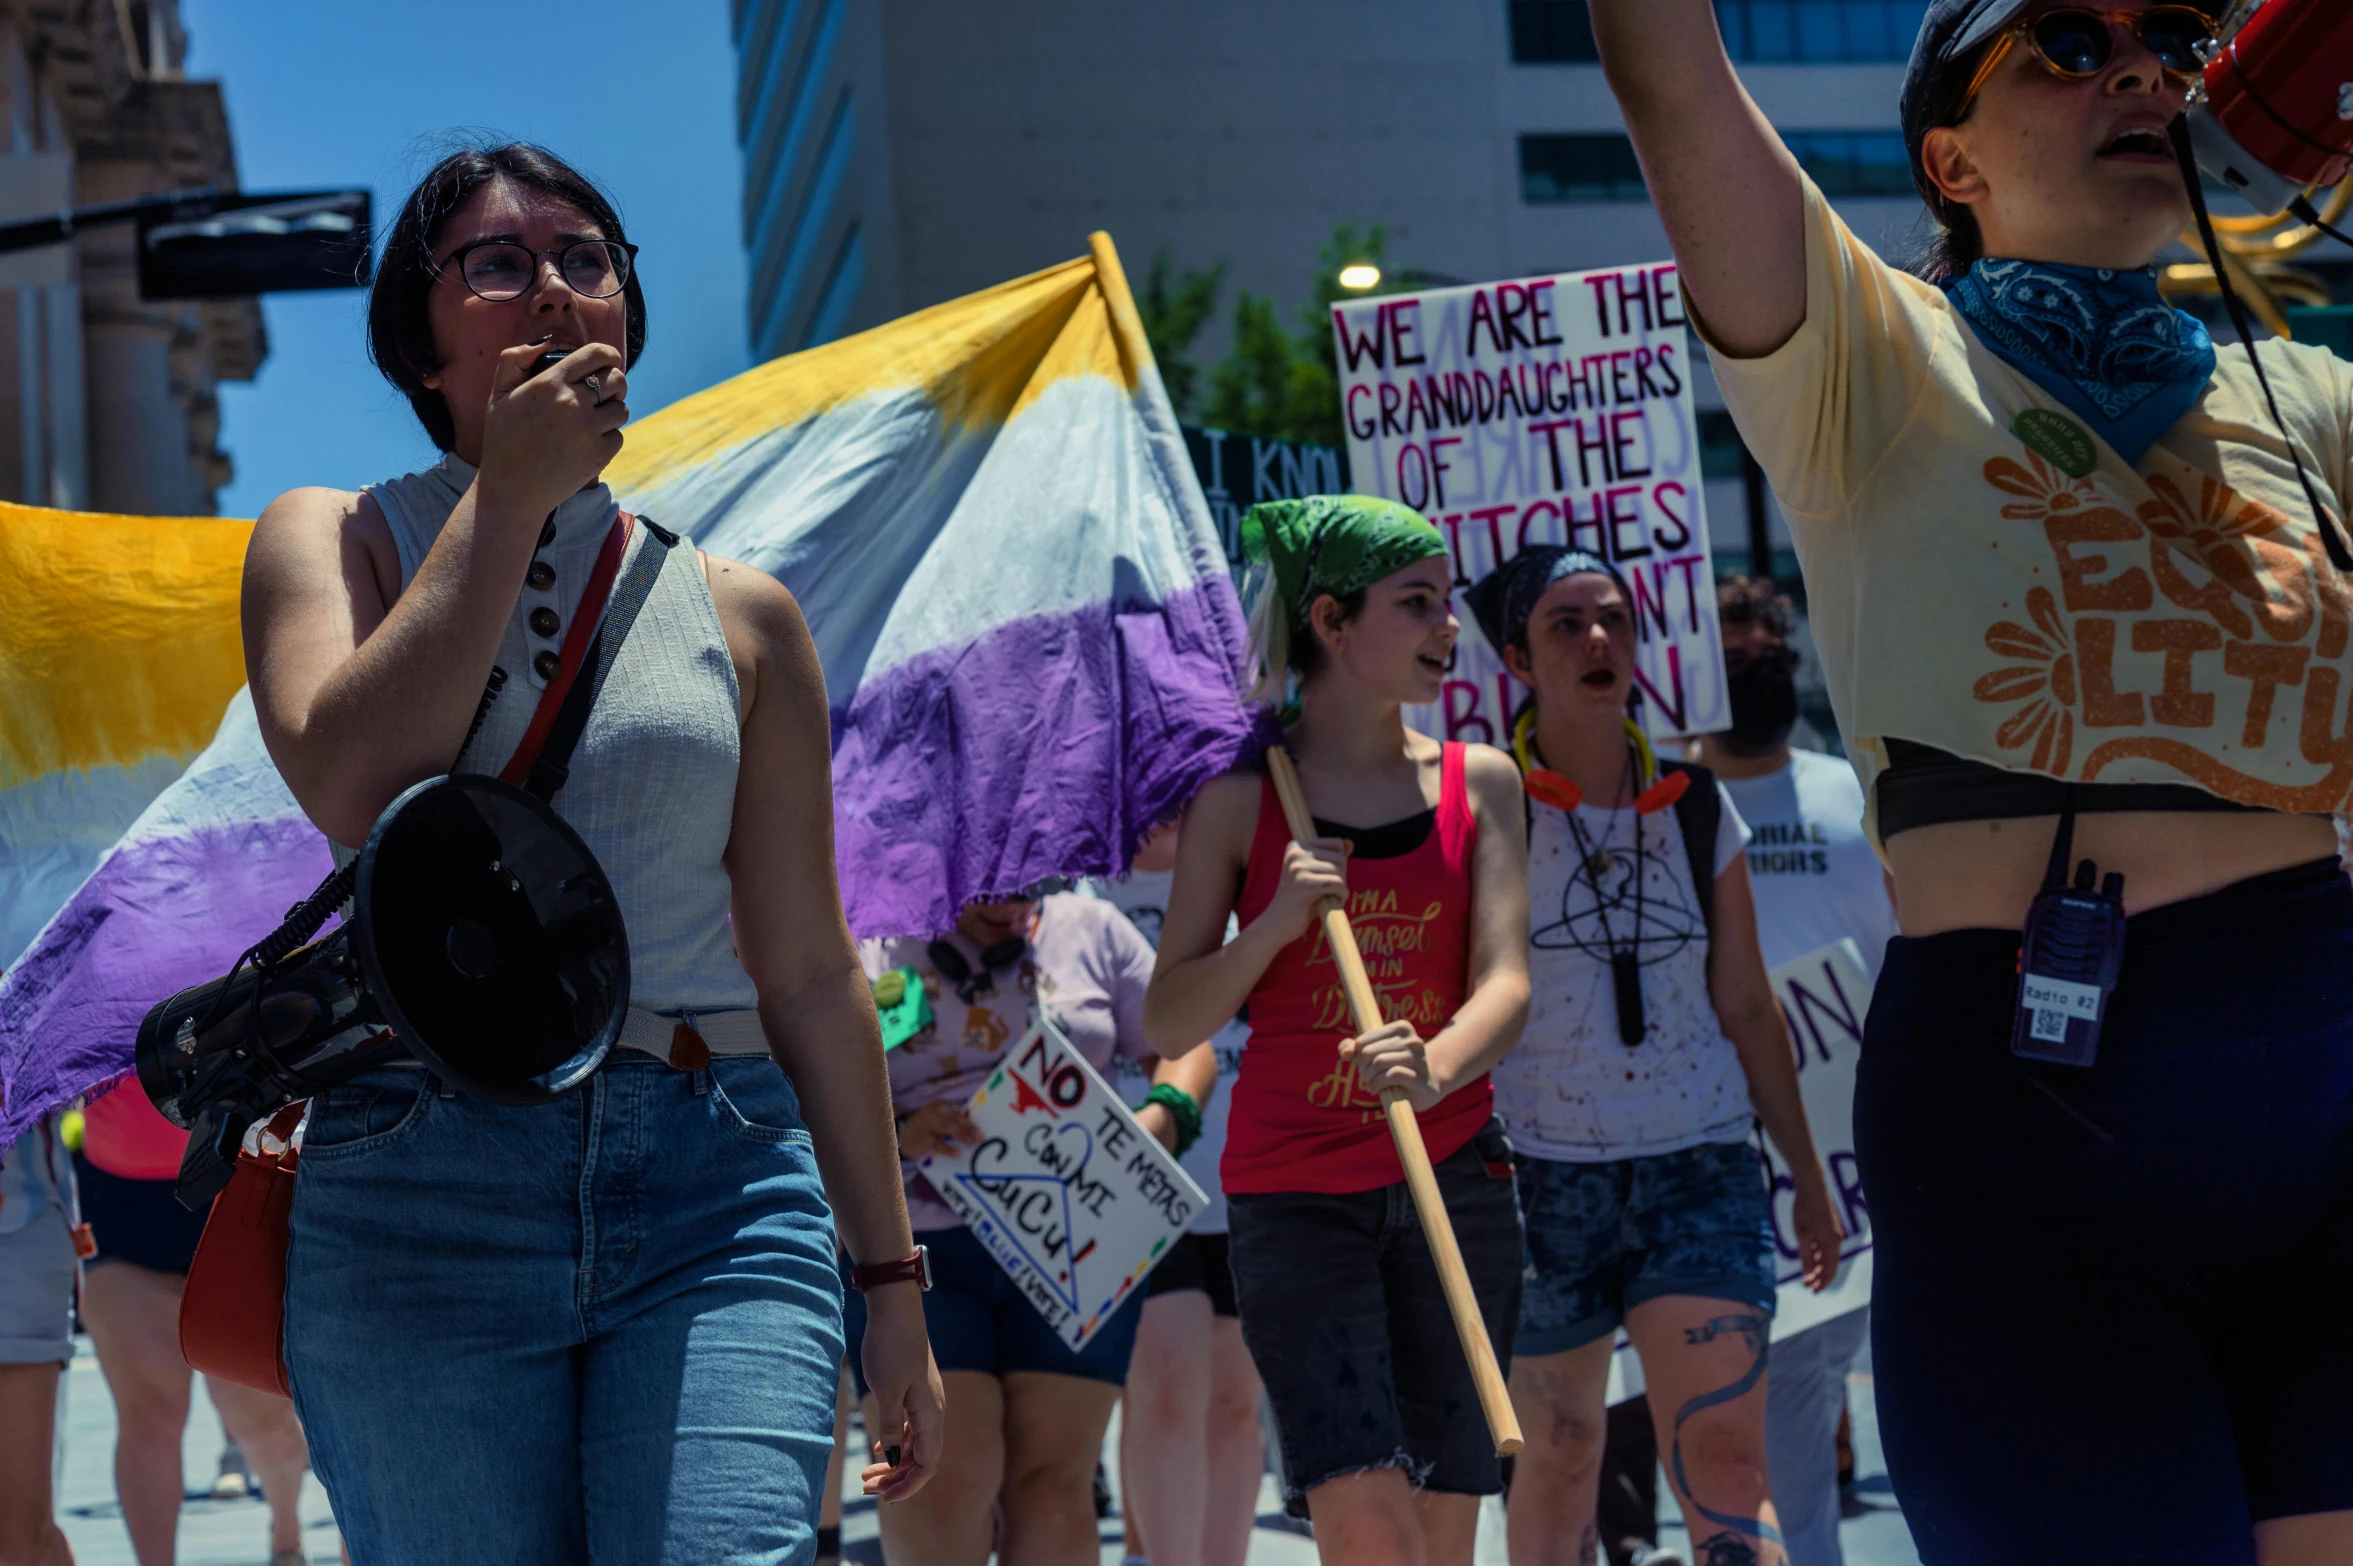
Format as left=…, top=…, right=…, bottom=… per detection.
left=847, top=885, right=1216, bottom=1566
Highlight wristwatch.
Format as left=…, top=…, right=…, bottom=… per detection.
left=850, top=1245, right=933, bottom=1293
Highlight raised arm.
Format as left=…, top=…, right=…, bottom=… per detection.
left=1590, top=0, right=1806, bottom=357
left=715, top=555, right=941, bottom=1501
left=242, top=341, right=627, bottom=846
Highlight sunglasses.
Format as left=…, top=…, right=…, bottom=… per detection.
left=1955, top=6, right=2214, bottom=121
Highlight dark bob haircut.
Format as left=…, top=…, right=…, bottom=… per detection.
left=367, top=141, right=647, bottom=453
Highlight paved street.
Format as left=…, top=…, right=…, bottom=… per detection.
left=53, top=1334, right=1920, bottom=1565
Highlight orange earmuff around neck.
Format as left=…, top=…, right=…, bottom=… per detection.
left=1513, top=709, right=1683, bottom=814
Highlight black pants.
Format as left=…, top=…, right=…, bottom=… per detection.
left=1857, top=859, right=2353, bottom=1565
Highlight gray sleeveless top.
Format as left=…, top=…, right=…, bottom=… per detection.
left=364, top=454, right=759, bottom=1018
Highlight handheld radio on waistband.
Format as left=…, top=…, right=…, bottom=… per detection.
left=2010, top=791, right=2126, bottom=1069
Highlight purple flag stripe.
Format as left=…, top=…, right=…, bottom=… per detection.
left=0, top=816, right=331, bottom=1147
left=832, top=579, right=1258, bottom=939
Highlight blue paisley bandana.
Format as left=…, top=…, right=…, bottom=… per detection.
left=1946, top=258, right=2217, bottom=467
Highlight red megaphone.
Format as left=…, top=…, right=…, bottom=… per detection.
left=2187, top=0, right=2353, bottom=215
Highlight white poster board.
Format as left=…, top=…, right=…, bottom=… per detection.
left=1606, top=938, right=1875, bottom=1403
left=918, top=1014, right=1209, bottom=1349
left=1332, top=267, right=1728, bottom=742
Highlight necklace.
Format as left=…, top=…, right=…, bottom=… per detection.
left=1556, top=746, right=1651, bottom=1049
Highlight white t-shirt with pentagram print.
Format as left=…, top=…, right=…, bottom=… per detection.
left=1492, top=785, right=1753, bottom=1163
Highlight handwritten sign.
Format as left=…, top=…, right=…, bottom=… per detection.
left=1759, top=937, right=1875, bottom=1340
left=1606, top=938, right=1874, bottom=1404
left=1331, top=267, right=1727, bottom=742
left=918, top=1013, right=1209, bottom=1348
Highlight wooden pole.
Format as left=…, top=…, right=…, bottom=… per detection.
left=1263, top=745, right=1524, bottom=1457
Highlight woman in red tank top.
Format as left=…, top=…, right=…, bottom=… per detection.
left=1146, top=495, right=1530, bottom=1566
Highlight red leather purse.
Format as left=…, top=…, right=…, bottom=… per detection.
left=179, top=1101, right=306, bottom=1394
left=175, top=514, right=644, bottom=1396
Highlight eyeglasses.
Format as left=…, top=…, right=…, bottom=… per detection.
left=435, top=238, right=639, bottom=302
left=1955, top=6, right=2214, bottom=121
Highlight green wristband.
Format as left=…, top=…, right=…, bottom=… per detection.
left=1139, top=1082, right=1203, bottom=1158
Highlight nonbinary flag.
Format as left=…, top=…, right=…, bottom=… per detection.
left=0, top=232, right=1254, bottom=1148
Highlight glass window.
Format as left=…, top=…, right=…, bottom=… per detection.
left=1699, top=0, right=1929, bottom=63
left=1784, top=131, right=1915, bottom=197
left=1519, top=134, right=1649, bottom=203
left=1697, top=410, right=1751, bottom=481
left=1507, top=0, right=1600, bottom=62
left=1520, top=131, right=1911, bottom=203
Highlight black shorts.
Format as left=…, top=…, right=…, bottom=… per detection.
left=75, top=1154, right=209, bottom=1276
left=1858, top=859, right=2353, bottom=1563
left=1146, top=1231, right=1239, bottom=1318
left=1226, top=1120, right=1522, bottom=1515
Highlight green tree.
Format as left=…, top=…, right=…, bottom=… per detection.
left=1206, top=222, right=1401, bottom=449
left=1134, top=249, right=1226, bottom=418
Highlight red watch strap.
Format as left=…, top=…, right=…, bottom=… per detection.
left=850, top=1246, right=931, bottom=1292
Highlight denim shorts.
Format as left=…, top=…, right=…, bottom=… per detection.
left=1514, top=1138, right=1776, bottom=1357
left=842, top=1221, right=1142, bottom=1392
left=1226, top=1120, right=1523, bottom=1514
left=0, top=1125, right=77, bottom=1366
left=75, top=1153, right=208, bottom=1275
left=285, top=1057, right=844, bottom=1566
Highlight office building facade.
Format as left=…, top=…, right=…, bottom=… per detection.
left=732, top=0, right=1935, bottom=567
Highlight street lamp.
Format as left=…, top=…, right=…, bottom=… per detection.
left=1337, top=262, right=1382, bottom=291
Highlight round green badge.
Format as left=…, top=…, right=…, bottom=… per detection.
left=872, top=970, right=906, bottom=1010
left=2013, top=409, right=2096, bottom=477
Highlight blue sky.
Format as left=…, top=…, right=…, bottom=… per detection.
left=183, top=0, right=751, bottom=517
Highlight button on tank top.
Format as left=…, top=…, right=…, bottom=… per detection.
left=364, top=455, right=758, bottom=1017
left=1222, top=741, right=1490, bottom=1195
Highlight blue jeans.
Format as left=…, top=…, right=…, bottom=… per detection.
left=285, top=1057, right=845, bottom=1565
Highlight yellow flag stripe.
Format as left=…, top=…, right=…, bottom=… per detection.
left=0, top=504, right=251, bottom=791
left=608, top=238, right=1146, bottom=497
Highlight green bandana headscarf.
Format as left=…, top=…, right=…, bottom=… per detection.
left=1239, top=494, right=1449, bottom=638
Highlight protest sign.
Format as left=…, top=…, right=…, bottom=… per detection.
left=1182, top=424, right=1350, bottom=573
left=1331, top=267, right=1727, bottom=742
left=1759, top=937, right=1875, bottom=1339
left=1605, top=937, right=1875, bottom=1404
left=919, top=1013, right=1209, bottom=1349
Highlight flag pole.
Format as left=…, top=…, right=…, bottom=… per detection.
left=1263, top=745, right=1524, bottom=1457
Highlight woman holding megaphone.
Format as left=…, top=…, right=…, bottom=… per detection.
left=240, top=142, right=942, bottom=1563
left=1588, top=0, right=2353, bottom=1558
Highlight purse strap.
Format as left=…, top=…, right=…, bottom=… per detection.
left=490, top=511, right=634, bottom=785
left=235, top=512, right=673, bottom=979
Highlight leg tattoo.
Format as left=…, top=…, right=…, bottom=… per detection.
left=1669, top=1313, right=1784, bottom=1560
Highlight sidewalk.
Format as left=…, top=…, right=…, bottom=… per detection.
left=54, top=1339, right=1919, bottom=1565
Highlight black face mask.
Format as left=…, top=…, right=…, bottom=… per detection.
left=1723, top=651, right=1800, bottom=752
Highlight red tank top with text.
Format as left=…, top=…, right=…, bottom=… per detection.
left=1222, top=741, right=1491, bottom=1195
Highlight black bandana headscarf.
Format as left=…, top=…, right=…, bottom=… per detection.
left=1463, top=548, right=1632, bottom=653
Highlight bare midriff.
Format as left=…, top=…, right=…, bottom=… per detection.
left=1885, top=810, right=2340, bottom=936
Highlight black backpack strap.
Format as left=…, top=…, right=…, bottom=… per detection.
left=525, top=518, right=679, bottom=804
left=1660, top=758, right=1722, bottom=942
